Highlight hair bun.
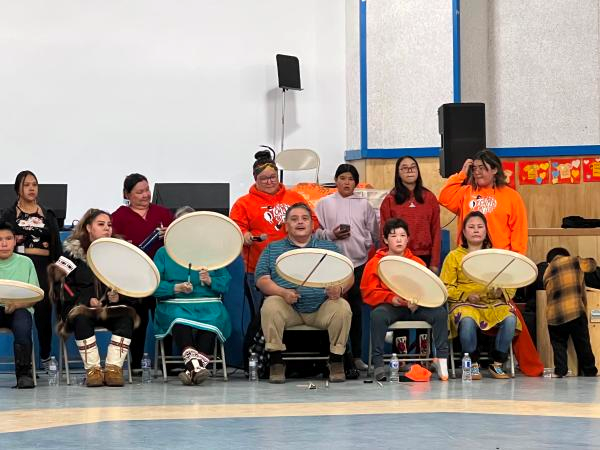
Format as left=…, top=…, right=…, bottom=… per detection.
left=254, top=150, right=272, bottom=161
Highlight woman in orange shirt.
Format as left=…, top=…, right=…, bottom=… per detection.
left=438, top=149, right=527, bottom=254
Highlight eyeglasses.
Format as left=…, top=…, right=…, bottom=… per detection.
left=257, top=175, right=278, bottom=183
left=399, top=166, right=418, bottom=173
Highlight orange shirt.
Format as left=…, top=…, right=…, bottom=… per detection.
left=229, top=183, right=319, bottom=273
left=438, top=172, right=528, bottom=254
left=361, top=248, right=426, bottom=308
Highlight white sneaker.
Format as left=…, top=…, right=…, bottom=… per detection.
left=354, top=358, right=369, bottom=371
left=433, top=358, right=448, bottom=381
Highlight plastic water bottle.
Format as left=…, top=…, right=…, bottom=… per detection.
left=462, top=353, right=472, bottom=382
left=48, top=356, right=58, bottom=386
left=389, top=353, right=400, bottom=382
left=248, top=352, right=258, bottom=382
left=141, top=353, right=152, bottom=383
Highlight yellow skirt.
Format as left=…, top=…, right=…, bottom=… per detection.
left=448, top=299, right=522, bottom=339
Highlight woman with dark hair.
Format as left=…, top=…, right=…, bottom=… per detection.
left=439, top=149, right=528, bottom=254
left=315, top=163, right=378, bottom=370
left=379, top=156, right=441, bottom=273
left=112, top=173, right=173, bottom=371
left=230, top=151, right=318, bottom=315
left=0, top=170, right=61, bottom=370
left=440, top=211, right=519, bottom=379
left=48, top=209, right=139, bottom=387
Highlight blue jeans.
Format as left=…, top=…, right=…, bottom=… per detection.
left=0, top=307, right=33, bottom=348
left=459, top=315, right=516, bottom=360
left=245, top=272, right=264, bottom=318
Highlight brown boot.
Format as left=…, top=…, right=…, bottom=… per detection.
left=269, top=363, right=286, bottom=384
left=104, top=365, right=125, bottom=387
left=329, top=361, right=346, bottom=383
left=86, top=366, right=104, bottom=387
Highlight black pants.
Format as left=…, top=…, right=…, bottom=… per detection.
left=72, top=313, right=134, bottom=340
left=548, top=313, right=597, bottom=377
left=346, top=263, right=365, bottom=359
left=29, top=255, right=53, bottom=360
left=171, top=324, right=215, bottom=355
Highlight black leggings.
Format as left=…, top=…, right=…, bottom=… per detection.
left=29, top=255, right=53, bottom=360
left=171, top=324, right=215, bottom=355
left=72, top=313, right=134, bottom=341
left=346, top=263, right=366, bottom=358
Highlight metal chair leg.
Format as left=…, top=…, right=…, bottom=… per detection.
left=31, top=345, right=37, bottom=387
left=509, top=344, right=515, bottom=377
left=153, top=339, right=159, bottom=378
left=62, top=338, right=71, bottom=385
left=127, top=351, right=133, bottom=384
left=450, top=338, right=456, bottom=379
left=220, top=339, right=228, bottom=381
left=160, top=339, right=167, bottom=382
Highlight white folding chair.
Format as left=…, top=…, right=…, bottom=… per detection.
left=368, top=321, right=434, bottom=374
left=449, top=337, right=515, bottom=378
left=154, top=332, right=228, bottom=382
left=275, top=148, right=320, bottom=183
left=0, top=328, right=37, bottom=386
left=59, top=327, right=133, bottom=385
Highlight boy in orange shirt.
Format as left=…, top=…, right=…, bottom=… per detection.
left=361, top=218, right=449, bottom=381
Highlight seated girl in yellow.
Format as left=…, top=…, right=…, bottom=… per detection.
left=440, top=211, right=520, bottom=379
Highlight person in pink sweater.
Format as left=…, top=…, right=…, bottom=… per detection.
left=315, top=164, right=379, bottom=369
left=379, top=156, right=441, bottom=274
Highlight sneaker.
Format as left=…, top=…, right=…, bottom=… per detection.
left=489, top=362, right=510, bottom=379
left=269, top=363, right=286, bottom=384
left=41, top=357, right=51, bottom=374
left=471, top=363, right=482, bottom=380
left=374, top=366, right=387, bottom=382
left=329, top=361, right=346, bottom=383
left=354, top=358, right=369, bottom=371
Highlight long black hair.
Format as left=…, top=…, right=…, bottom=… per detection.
left=393, top=156, right=428, bottom=204
left=460, top=211, right=493, bottom=249
left=13, top=170, right=39, bottom=203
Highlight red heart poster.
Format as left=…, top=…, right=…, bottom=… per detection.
left=502, top=161, right=516, bottom=189
left=550, top=158, right=581, bottom=184
left=518, top=160, right=549, bottom=185
left=582, top=157, right=600, bottom=182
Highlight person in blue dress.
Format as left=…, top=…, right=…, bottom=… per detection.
left=153, top=207, right=232, bottom=386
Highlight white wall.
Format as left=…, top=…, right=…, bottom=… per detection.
left=0, top=0, right=346, bottom=222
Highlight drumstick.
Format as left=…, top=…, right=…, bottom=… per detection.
left=187, top=263, right=192, bottom=284
left=482, top=257, right=517, bottom=294
left=299, top=254, right=328, bottom=288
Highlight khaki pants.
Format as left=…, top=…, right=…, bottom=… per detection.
left=260, top=295, right=352, bottom=355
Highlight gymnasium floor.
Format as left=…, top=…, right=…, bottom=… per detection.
left=1, top=371, right=599, bottom=449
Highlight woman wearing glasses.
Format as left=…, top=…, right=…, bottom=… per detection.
left=438, top=149, right=527, bottom=254
left=230, top=150, right=319, bottom=314
left=379, top=156, right=441, bottom=274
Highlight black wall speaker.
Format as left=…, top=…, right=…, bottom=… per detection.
left=276, top=54, right=302, bottom=90
left=152, top=183, right=230, bottom=216
left=438, top=103, right=486, bottom=178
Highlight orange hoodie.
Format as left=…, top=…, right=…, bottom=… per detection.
left=438, top=172, right=528, bottom=254
left=230, top=183, right=319, bottom=272
left=361, top=248, right=426, bottom=308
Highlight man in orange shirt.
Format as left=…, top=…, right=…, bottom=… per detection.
left=361, top=218, right=449, bottom=381
left=438, top=149, right=528, bottom=254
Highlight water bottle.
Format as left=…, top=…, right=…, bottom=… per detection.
left=48, top=356, right=58, bottom=386
left=248, top=352, right=258, bottom=382
left=141, top=353, right=152, bottom=383
left=462, top=353, right=472, bottom=382
left=389, top=353, right=400, bottom=383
